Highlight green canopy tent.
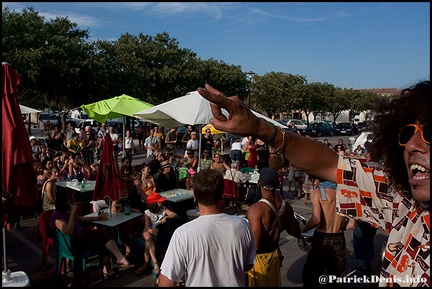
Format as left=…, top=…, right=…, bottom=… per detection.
left=81, top=94, right=153, bottom=153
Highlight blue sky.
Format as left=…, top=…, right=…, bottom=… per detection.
left=3, top=2, right=430, bottom=89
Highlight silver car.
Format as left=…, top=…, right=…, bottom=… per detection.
left=349, top=131, right=374, bottom=149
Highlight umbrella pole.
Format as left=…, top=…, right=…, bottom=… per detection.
left=2, top=226, right=11, bottom=281
left=197, top=125, right=202, bottom=172
left=123, top=116, right=126, bottom=156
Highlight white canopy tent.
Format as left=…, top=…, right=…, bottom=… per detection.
left=133, top=91, right=288, bottom=171
left=19, top=105, right=42, bottom=135
left=19, top=104, right=41, bottom=114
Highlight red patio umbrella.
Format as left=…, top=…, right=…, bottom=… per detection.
left=93, top=133, right=124, bottom=201
left=2, top=62, right=39, bottom=227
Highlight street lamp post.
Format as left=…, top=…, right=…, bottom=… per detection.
left=246, top=71, right=256, bottom=107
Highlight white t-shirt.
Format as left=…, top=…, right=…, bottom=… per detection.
left=110, top=132, right=119, bottom=146
left=186, top=139, right=199, bottom=157
left=124, top=136, right=133, bottom=149
left=231, top=141, right=242, bottom=151
left=145, top=207, right=167, bottom=228
left=160, top=213, right=256, bottom=287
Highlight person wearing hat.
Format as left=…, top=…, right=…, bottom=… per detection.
left=157, top=169, right=256, bottom=287
left=185, top=168, right=196, bottom=191
left=186, top=131, right=199, bottom=158
left=156, top=160, right=179, bottom=193
left=246, top=167, right=301, bottom=287
left=134, top=192, right=178, bottom=276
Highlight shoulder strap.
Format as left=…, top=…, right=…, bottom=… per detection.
left=318, top=184, right=327, bottom=201
left=258, top=199, right=286, bottom=230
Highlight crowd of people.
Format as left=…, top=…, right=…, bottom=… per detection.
left=24, top=78, right=429, bottom=287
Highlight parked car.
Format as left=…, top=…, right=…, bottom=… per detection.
left=39, top=113, right=60, bottom=129
left=356, top=120, right=374, bottom=133
left=335, top=122, right=355, bottom=136
left=224, top=133, right=243, bottom=147
left=74, top=119, right=101, bottom=134
left=288, top=119, right=308, bottom=134
left=349, top=131, right=374, bottom=149
left=176, top=126, right=188, bottom=141
left=305, top=121, right=336, bottom=137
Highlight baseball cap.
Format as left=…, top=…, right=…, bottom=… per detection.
left=29, top=136, right=36, bottom=141
left=146, top=192, right=167, bottom=204
left=259, top=167, right=280, bottom=190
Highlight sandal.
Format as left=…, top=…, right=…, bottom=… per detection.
left=134, top=262, right=149, bottom=276
left=104, top=270, right=121, bottom=280
left=115, top=262, right=135, bottom=269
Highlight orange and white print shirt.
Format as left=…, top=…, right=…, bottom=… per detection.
left=336, top=156, right=430, bottom=287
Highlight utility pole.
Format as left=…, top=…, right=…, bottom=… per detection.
left=246, top=71, right=256, bottom=107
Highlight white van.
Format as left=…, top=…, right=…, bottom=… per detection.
left=74, top=119, right=101, bottom=133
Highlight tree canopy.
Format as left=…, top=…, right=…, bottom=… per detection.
left=3, top=6, right=387, bottom=123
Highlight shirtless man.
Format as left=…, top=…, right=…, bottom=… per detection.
left=247, top=167, right=301, bottom=287
left=300, top=178, right=354, bottom=287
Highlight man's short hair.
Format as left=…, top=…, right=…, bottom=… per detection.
left=193, top=169, right=224, bottom=206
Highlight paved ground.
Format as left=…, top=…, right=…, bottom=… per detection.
left=2, top=145, right=387, bottom=287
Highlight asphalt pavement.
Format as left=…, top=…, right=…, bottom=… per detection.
left=2, top=142, right=386, bottom=287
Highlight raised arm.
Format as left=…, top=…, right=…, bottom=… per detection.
left=197, top=84, right=338, bottom=183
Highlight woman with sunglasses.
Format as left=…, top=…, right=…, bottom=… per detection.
left=195, top=81, right=429, bottom=287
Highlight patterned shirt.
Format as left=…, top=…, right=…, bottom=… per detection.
left=336, top=156, right=430, bottom=287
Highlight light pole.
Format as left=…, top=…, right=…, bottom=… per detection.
left=246, top=71, right=256, bottom=107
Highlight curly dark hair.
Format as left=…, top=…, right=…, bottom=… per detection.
left=369, top=80, right=430, bottom=192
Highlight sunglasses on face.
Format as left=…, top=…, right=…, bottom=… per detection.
left=398, top=123, right=430, bottom=146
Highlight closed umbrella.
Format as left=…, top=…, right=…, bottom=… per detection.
left=92, top=134, right=123, bottom=202
left=2, top=62, right=36, bottom=285
left=2, top=62, right=39, bottom=220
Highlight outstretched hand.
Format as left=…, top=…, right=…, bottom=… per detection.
left=197, top=84, right=269, bottom=139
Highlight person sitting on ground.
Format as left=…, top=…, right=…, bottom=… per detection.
left=50, top=189, right=133, bottom=280
left=134, top=192, right=178, bottom=276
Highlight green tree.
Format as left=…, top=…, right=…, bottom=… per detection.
left=2, top=6, right=93, bottom=112
left=253, top=72, right=306, bottom=119
left=327, top=87, right=351, bottom=123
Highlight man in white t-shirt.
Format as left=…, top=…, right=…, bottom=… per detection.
left=108, top=125, right=119, bottom=155
left=157, top=169, right=256, bottom=287
left=186, top=131, right=199, bottom=157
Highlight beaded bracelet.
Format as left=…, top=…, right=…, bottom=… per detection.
left=264, top=122, right=277, bottom=144
left=273, top=127, right=287, bottom=155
